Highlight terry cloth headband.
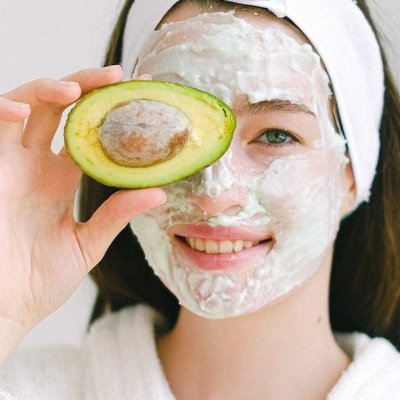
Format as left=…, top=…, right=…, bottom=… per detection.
left=121, top=0, right=384, bottom=208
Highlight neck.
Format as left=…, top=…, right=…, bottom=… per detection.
left=157, top=259, right=350, bottom=400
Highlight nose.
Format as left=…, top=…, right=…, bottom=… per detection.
left=188, top=187, right=247, bottom=216
left=185, top=147, right=248, bottom=216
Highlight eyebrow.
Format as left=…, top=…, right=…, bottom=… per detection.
left=235, top=99, right=315, bottom=116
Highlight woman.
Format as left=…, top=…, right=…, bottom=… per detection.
left=0, top=0, right=399, bottom=399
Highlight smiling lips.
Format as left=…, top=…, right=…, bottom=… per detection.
left=170, top=224, right=273, bottom=271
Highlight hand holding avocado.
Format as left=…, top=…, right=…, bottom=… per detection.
left=0, top=67, right=166, bottom=363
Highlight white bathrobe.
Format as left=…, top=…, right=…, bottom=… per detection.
left=1, top=305, right=399, bottom=399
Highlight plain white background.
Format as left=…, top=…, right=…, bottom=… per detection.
left=0, top=0, right=399, bottom=348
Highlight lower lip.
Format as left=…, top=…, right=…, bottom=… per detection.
left=173, top=237, right=273, bottom=271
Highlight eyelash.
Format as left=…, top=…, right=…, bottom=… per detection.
left=254, top=128, right=299, bottom=147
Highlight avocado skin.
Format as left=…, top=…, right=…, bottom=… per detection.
left=64, top=80, right=236, bottom=188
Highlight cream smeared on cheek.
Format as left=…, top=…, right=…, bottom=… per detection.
left=132, top=148, right=346, bottom=317
left=130, top=12, right=348, bottom=318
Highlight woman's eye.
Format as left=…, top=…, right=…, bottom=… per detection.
left=256, top=129, right=297, bottom=146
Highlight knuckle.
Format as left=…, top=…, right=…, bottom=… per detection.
left=0, top=96, right=28, bottom=122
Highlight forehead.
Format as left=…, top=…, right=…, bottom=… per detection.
left=162, top=0, right=310, bottom=47
left=137, top=0, right=334, bottom=124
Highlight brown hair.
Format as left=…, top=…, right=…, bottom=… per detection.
left=80, top=0, right=400, bottom=348
left=330, top=2, right=400, bottom=346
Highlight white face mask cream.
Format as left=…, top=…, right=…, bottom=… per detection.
left=130, top=11, right=348, bottom=318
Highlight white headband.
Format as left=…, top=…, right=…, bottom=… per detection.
left=121, top=0, right=384, bottom=207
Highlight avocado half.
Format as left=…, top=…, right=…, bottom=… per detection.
left=64, top=80, right=236, bottom=188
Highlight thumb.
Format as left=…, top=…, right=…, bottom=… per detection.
left=76, top=188, right=166, bottom=271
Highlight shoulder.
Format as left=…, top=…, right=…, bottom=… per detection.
left=0, top=344, right=84, bottom=400
left=86, top=304, right=166, bottom=362
left=85, top=305, right=174, bottom=399
left=0, top=306, right=173, bottom=400
left=89, top=302, right=164, bottom=337
left=329, top=332, right=400, bottom=399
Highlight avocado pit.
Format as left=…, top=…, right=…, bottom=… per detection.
left=99, top=99, right=191, bottom=167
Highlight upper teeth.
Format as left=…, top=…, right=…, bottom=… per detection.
left=185, top=237, right=260, bottom=254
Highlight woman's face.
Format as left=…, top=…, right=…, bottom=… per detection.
left=130, top=4, right=353, bottom=318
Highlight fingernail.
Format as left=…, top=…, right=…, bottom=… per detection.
left=155, top=188, right=168, bottom=205
left=139, top=74, right=152, bottom=80
left=102, top=65, right=122, bottom=72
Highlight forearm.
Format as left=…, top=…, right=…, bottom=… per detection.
left=0, top=317, right=28, bottom=365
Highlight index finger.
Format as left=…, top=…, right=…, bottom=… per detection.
left=61, top=65, right=124, bottom=96
left=3, top=65, right=123, bottom=107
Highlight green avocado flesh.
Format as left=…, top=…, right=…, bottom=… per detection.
left=64, top=80, right=236, bottom=188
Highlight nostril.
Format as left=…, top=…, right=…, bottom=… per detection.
left=186, top=189, right=247, bottom=217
